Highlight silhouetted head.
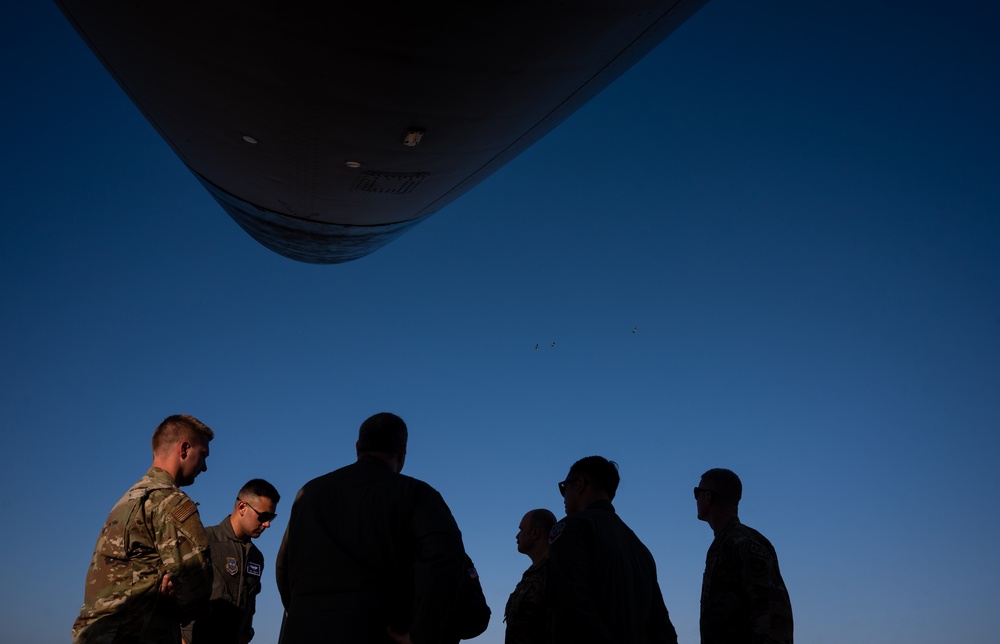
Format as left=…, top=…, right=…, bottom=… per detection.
left=357, top=412, right=407, bottom=452
left=569, top=455, right=620, bottom=498
left=560, top=456, right=620, bottom=514
left=698, top=468, right=742, bottom=508
left=695, top=468, right=742, bottom=529
left=516, top=508, right=557, bottom=562
left=356, top=412, right=408, bottom=471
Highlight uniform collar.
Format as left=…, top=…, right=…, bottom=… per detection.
left=219, top=514, right=249, bottom=543
left=146, top=466, right=177, bottom=486
left=585, top=499, right=616, bottom=513
left=527, top=555, right=549, bottom=574
left=712, top=516, right=742, bottom=538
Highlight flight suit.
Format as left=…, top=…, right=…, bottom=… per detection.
left=447, top=554, right=491, bottom=643
left=276, top=456, right=467, bottom=643
left=181, top=517, right=264, bottom=643
left=547, top=500, right=677, bottom=644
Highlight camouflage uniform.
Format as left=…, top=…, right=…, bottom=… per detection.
left=700, top=519, right=793, bottom=644
left=504, top=557, right=552, bottom=644
left=72, top=467, right=212, bottom=644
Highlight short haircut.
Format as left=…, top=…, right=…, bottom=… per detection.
left=357, top=412, right=408, bottom=454
left=527, top=508, right=557, bottom=535
left=238, top=478, right=280, bottom=504
left=700, top=468, right=742, bottom=508
left=569, top=456, right=621, bottom=500
left=151, top=414, right=214, bottom=455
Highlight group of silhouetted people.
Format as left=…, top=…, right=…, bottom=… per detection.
left=73, top=412, right=792, bottom=644
left=504, top=460, right=793, bottom=644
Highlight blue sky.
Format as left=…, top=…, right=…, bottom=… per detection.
left=3, top=2, right=999, bottom=643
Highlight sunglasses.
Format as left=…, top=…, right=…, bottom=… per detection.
left=693, top=487, right=715, bottom=499
left=558, top=476, right=582, bottom=497
left=240, top=498, right=277, bottom=523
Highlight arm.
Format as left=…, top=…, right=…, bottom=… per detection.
left=152, top=491, right=212, bottom=620
left=646, top=578, right=678, bottom=644
left=275, top=487, right=305, bottom=611
left=739, top=540, right=791, bottom=644
left=407, top=487, right=466, bottom=644
left=275, top=529, right=290, bottom=609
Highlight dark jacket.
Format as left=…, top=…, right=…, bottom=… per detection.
left=448, top=554, right=491, bottom=643
left=547, top=500, right=677, bottom=644
left=276, top=456, right=467, bottom=644
left=181, top=516, right=263, bottom=643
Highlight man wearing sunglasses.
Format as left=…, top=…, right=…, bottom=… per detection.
left=695, top=468, right=793, bottom=644
left=182, top=479, right=281, bottom=644
left=548, top=456, right=677, bottom=644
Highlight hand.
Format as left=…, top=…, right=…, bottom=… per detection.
left=386, top=627, right=414, bottom=644
left=159, top=574, right=176, bottom=597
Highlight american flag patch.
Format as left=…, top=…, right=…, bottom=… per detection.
left=171, top=500, right=199, bottom=522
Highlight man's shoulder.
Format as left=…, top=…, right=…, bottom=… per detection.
left=146, top=486, right=197, bottom=519
left=358, top=463, right=446, bottom=500
left=395, top=471, right=441, bottom=493
left=305, top=462, right=437, bottom=489
left=131, top=468, right=189, bottom=505
left=720, top=522, right=778, bottom=562
left=106, top=470, right=186, bottom=517
left=117, top=468, right=172, bottom=496
left=523, top=557, right=549, bottom=581
left=513, top=560, right=548, bottom=599
left=205, top=519, right=231, bottom=542
left=560, top=501, right=617, bottom=529
left=136, top=484, right=204, bottom=541
left=299, top=462, right=448, bottom=515
left=295, top=464, right=356, bottom=498
left=548, top=512, right=590, bottom=546
left=725, top=521, right=771, bottom=547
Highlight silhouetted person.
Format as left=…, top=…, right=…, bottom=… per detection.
left=548, top=456, right=677, bottom=644
left=695, top=468, right=793, bottom=644
left=182, top=478, right=281, bottom=644
left=275, top=412, right=468, bottom=644
left=504, top=508, right=557, bottom=644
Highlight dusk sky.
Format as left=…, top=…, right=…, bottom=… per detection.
left=3, top=2, right=999, bottom=643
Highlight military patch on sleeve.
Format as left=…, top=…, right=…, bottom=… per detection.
left=549, top=521, right=566, bottom=544
left=171, top=499, right=199, bottom=523
left=745, top=542, right=774, bottom=584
